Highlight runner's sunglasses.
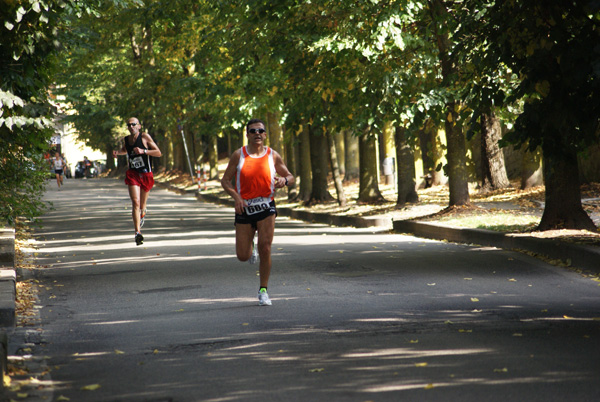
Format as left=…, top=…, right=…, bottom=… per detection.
left=248, top=128, right=266, bottom=134
left=126, top=123, right=138, bottom=127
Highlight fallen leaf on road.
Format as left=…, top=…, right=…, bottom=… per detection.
left=57, top=396, right=70, bottom=401
left=309, top=368, right=324, bottom=373
left=493, top=368, right=508, bottom=373
left=508, top=278, right=517, bottom=282
left=115, top=350, right=125, bottom=354
left=471, top=298, right=479, bottom=302
left=424, top=384, right=435, bottom=389
left=415, top=362, right=428, bottom=367
left=81, top=384, right=101, bottom=391
left=409, top=340, right=419, bottom=343
left=427, top=283, right=436, bottom=286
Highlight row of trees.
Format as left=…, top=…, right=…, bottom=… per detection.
left=2, top=1, right=599, bottom=230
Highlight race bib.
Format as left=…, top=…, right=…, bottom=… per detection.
left=129, top=156, right=144, bottom=169
left=244, top=197, right=270, bottom=215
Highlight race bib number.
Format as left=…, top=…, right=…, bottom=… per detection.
left=244, top=197, right=270, bottom=215
left=129, top=156, right=144, bottom=169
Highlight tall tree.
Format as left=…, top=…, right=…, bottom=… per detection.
left=473, top=0, right=599, bottom=230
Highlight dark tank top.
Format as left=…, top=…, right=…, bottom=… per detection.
left=124, top=134, right=151, bottom=173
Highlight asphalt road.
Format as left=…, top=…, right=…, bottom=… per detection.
left=8, top=178, right=600, bottom=402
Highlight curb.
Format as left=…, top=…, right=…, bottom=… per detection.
left=393, top=220, right=600, bottom=275
left=158, top=183, right=600, bottom=275
left=0, top=227, right=16, bottom=394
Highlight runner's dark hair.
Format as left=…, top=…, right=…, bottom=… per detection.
left=246, top=118, right=266, bottom=132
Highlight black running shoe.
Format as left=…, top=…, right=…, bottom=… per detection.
left=135, top=232, right=144, bottom=246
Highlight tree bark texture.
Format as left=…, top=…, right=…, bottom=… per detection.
left=284, top=132, right=298, bottom=201
left=480, top=112, right=510, bottom=192
left=358, top=129, right=384, bottom=203
left=344, top=130, right=359, bottom=181
left=445, top=104, right=470, bottom=206
left=297, top=125, right=312, bottom=202
left=334, top=130, right=346, bottom=178
left=395, top=126, right=419, bottom=206
left=309, top=127, right=333, bottom=203
left=266, top=111, right=283, bottom=155
left=538, top=150, right=596, bottom=231
left=207, top=135, right=218, bottom=179
left=327, top=131, right=347, bottom=206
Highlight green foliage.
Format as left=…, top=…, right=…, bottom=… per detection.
left=0, top=1, right=65, bottom=224
left=466, top=1, right=600, bottom=156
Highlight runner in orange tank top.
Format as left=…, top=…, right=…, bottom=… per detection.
left=221, top=118, right=295, bottom=306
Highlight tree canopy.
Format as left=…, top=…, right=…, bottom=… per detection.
left=2, top=0, right=598, bottom=229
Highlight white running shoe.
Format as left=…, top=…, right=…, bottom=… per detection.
left=249, top=240, right=258, bottom=264
left=140, top=209, right=147, bottom=228
left=258, top=290, right=272, bottom=306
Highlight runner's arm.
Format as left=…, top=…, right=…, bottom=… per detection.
left=136, top=133, right=162, bottom=157
left=273, top=151, right=294, bottom=189
left=113, top=139, right=127, bottom=157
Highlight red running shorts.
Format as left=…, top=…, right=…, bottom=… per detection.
left=125, top=169, right=155, bottom=192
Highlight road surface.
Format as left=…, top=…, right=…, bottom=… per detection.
left=8, top=178, right=600, bottom=402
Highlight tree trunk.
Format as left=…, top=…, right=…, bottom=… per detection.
left=175, top=134, right=185, bottom=171
left=284, top=130, right=298, bottom=201
left=344, top=130, right=359, bottom=181
left=105, top=143, right=115, bottom=170
left=309, top=126, right=333, bottom=203
left=297, top=124, right=312, bottom=202
left=266, top=111, right=283, bottom=155
left=521, top=146, right=544, bottom=189
left=334, top=130, right=345, bottom=178
left=480, top=111, right=510, bottom=192
left=207, top=135, right=218, bottom=179
left=327, top=131, right=347, bottom=206
left=445, top=105, right=470, bottom=206
left=358, top=128, right=384, bottom=202
left=431, top=0, right=469, bottom=205
left=538, top=150, right=596, bottom=231
left=395, top=126, right=419, bottom=206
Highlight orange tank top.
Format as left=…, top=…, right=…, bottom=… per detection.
left=236, top=146, right=275, bottom=200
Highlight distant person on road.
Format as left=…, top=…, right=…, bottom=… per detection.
left=52, top=152, right=66, bottom=189
left=221, top=118, right=295, bottom=306
left=83, top=156, right=92, bottom=178
left=113, top=117, right=162, bottom=246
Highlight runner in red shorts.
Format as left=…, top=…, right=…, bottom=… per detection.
left=113, top=117, right=162, bottom=245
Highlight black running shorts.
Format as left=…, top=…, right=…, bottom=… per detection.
left=235, top=200, right=277, bottom=229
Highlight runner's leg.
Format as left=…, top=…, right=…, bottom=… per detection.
left=128, top=185, right=142, bottom=233
left=235, top=223, right=256, bottom=262
left=139, top=188, right=150, bottom=223
left=55, top=173, right=61, bottom=188
left=255, top=214, right=275, bottom=289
